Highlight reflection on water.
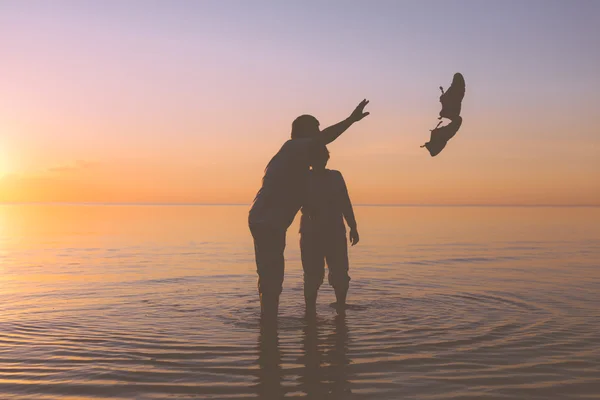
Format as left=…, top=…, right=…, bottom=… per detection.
left=256, top=318, right=283, bottom=399
left=0, top=205, right=599, bottom=399
left=255, top=313, right=351, bottom=400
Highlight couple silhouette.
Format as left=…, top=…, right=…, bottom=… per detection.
left=248, top=99, right=370, bottom=320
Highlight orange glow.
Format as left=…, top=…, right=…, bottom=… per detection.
left=1, top=3, right=599, bottom=206
left=1, top=113, right=598, bottom=205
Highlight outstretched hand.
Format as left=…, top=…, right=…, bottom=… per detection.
left=349, top=229, right=360, bottom=246
left=349, top=99, right=370, bottom=122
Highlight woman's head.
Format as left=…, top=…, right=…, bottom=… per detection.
left=291, top=115, right=320, bottom=139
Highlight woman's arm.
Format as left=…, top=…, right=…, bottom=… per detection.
left=317, top=99, right=370, bottom=145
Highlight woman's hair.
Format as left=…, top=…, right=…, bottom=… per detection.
left=291, top=115, right=319, bottom=139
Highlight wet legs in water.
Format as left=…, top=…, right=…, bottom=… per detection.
left=304, top=271, right=349, bottom=315
left=260, top=292, right=280, bottom=320
left=333, top=283, right=349, bottom=315
left=304, top=286, right=319, bottom=316
left=250, top=223, right=286, bottom=320
left=327, top=234, right=351, bottom=315
left=301, top=232, right=351, bottom=315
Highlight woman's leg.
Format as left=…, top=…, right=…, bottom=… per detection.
left=250, top=223, right=286, bottom=320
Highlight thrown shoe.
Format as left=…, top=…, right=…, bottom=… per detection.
left=439, top=73, right=465, bottom=120
left=421, top=116, right=463, bottom=157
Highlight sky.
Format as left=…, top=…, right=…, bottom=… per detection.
left=1, top=0, right=599, bottom=205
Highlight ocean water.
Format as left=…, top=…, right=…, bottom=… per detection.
left=0, top=205, right=599, bottom=399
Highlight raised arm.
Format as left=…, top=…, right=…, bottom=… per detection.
left=337, top=172, right=359, bottom=246
left=317, top=99, right=370, bottom=145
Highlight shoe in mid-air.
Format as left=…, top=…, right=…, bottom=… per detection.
left=421, top=116, right=463, bottom=157
left=439, top=72, right=465, bottom=121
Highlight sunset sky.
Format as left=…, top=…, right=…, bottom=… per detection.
left=1, top=0, right=599, bottom=205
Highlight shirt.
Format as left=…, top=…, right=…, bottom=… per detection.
left=300, top=169, right=352, bottom=235
left=249, top=138, right=316, bottom=229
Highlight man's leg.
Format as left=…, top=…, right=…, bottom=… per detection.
left=326, top=232, right=351, bottom=314
left=300, top=232, right=325, bottom=314
left=250, top=224, right=286, bottom=319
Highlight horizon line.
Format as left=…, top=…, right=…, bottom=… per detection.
left=0, top=202, right=598, bottom=208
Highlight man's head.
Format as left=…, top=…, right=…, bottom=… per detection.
left=291, top=115, right=320, bottom=139
left=310, top=144, right=329, bottom=171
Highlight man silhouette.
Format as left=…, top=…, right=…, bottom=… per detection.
left=249, top=99, right=370, bottom=319
left=300, top=145, right=358, bottom=315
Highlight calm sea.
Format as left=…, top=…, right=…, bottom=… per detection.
left=0, top=205, right=599, bottom=399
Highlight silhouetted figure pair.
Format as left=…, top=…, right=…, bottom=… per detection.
left=249, top=99, right=369, bottom=320
left=300, top=145, right=359, bottom=315
left=422, top=72, right=466, bottom=156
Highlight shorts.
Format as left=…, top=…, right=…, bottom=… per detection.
left=300, top=230, right=350, bottom=293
